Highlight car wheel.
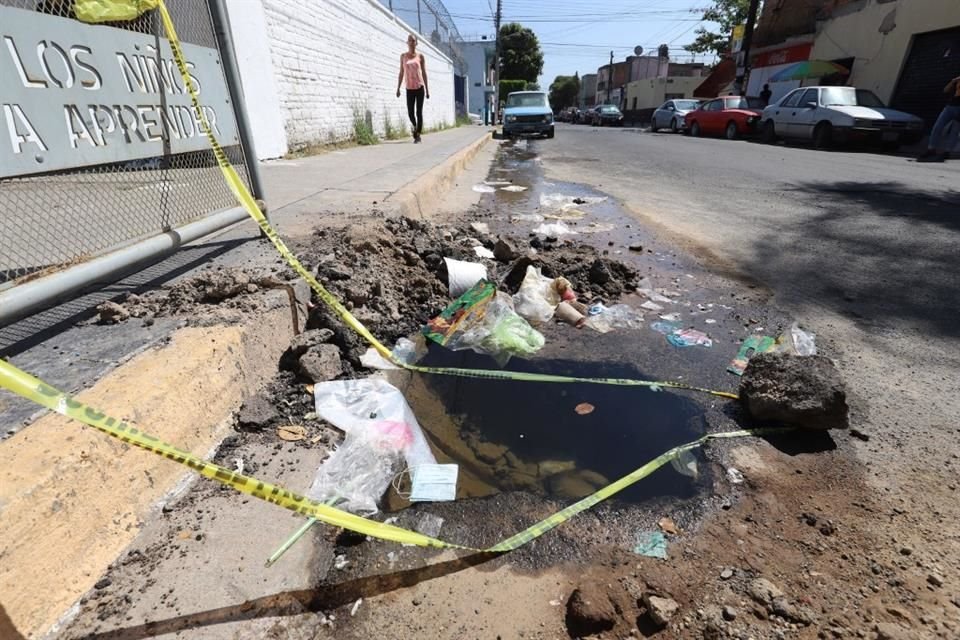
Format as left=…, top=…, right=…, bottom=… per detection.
left=546, top=127, right=555, bottom=139
left=690, top=121, right=701, bottom=137
left=725, top=121, right=739, bottom=140
left=813, top=122, right=833, bottom=150
left=762, top=120, right=777, bottom=144
left=650, top=117, right=659, bottom=133
left=671, top=118, right=679, bottom=133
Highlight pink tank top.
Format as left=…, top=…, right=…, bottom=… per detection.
left=404, top=54, right=423, bottom=90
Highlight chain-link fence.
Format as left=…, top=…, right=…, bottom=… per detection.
left=0, top=0, right=253, bottom=293
left=378, top=0, right=466, bottom=74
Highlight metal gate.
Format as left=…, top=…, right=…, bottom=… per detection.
left=0, top=0, right=261, bottom=324
left=890, top=26, right=960, bottom=131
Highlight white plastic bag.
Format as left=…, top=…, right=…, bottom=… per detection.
left=513, top=266, right=560, bottom=325
left=310, top=378, right=438, bottom=514
left=532, top=222, right=578, bottom=237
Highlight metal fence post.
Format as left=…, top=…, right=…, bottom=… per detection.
left=207, top=0, right=269, bottom=220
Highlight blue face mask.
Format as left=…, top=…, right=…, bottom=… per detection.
left=409, top=464, right=459, bottom=502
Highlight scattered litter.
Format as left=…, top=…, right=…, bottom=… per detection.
left=473, top=246, right=495, bottom=259
left=651, top=321, right=680, bottom=335
left=659, top=313, right=681, bottom=322
left=386, top=551, right=397, bottom=564
left=514, top=266, right=561, bottom=325
left=409, top=464, right=458, bottom=502
left=444, top=257, right=488, bottom=297
left=726, top=467, right=745, bottom=484
left=472, top=184, right=496, bottom=193
left=310, top=379, right=438, bottom=514
left=704, top=318, right=717, bottom=324
left=532, top=221, right=578, bottom=237
left=670, top=449, right=699, bottom=479
left=543, top=209, right=587, bottom=222
left=360, top=347, right=397, bottom=370
left=470, top=222, right=491, bottom=235
left=350, top=598, right=362, bottom=616
left=779, top=322, right=817, bottom=356
left=637, top=289, right=675, bottom=304
left=277, top=424, right=307, bottom=442
left=584, top=304, right=644, bottom=333
left=640, top=300, right=664, bottom=312
left=333, top=554, right=349, bottom=570
left=576, top=222, right=616, bottom=233
left=549, top=599, right=563, bottom=607
left=555, top=301, right=586, bottom=327
left=414, top=513, right=445, bottom=538
left=667, top=328, right=713, bottom=348
left=574, top=402, right=595, bottom=415
left=727, top=335, right=776, bottom=375
left=483, top=180, right=512, bottom=186
left=539, top=193, right=606, bottom=210
left=634, top=531, right=668, bottom=559
left=658, top=517, right=680, bottom=535
left=500, top=185, right=527, bottom=192
left=233, top=458, right=244, bottom=474
left=510, top=213, right=544, bottom=223
left=383, top=517, right=399, bottom=526
left=424, top=280, right=545, bottom=366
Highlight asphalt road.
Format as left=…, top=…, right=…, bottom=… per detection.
left=535, top=123, right=960, bottom=490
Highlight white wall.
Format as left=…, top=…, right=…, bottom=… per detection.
left=226, top=0, right=455, bottom=158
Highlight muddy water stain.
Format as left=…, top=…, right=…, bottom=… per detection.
left=402, top=342, right=709, bottom=505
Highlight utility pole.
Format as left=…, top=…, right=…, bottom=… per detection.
left=607, top=50, right=613, bottom=104
left=494, top=0, right=502, bottom=123
left=737, top=0, right=762, bottom=96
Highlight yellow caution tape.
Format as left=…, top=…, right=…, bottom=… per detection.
left=0, top=357, right=766, bottom=552
left=73, top=0, right=158, bottom=23
left=152, top=0, right=738, bottom=401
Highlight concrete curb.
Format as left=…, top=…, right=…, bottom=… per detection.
left=388, top=130, right=493, bottom=220
left=0, top=293, right=297, bottom=639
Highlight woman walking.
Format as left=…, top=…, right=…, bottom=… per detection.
left=396, top=34, right=430, bottom=143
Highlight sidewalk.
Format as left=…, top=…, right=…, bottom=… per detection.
left=0, top=125, right=493, bottom=639
left=262, top=126, right=493, bottom=235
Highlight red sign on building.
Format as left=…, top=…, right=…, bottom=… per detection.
left=752, top=42, right=812, bottom=68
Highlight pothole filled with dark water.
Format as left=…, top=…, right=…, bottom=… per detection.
left=396, top=344, right=709, bottom=506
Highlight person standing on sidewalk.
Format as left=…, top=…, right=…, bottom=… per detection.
left=396, top=34, right=430, bottom=143
left=918, top=74, right=960, bottom=162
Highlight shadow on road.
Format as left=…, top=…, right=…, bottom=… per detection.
left=748, top=181, right=960, bottom=338
left=79, top=553, right=500, bottom=640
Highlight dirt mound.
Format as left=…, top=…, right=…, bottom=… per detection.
left=299, top=216, right=639, bottom=362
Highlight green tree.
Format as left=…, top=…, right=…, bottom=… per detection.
left=499, top=23, right=544, bottom=82
left=499, top=79, right=528, bottom=100
left=684, top=0, right=754, bottom=57
left=548, top=75, right=580, bottom=112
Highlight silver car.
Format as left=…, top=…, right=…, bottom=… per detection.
left=760, top=86, right=924, bottom=150
left=650, top=99, right=702, bottom=133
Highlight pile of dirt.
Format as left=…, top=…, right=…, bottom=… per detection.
left=299, top=216, right=639, bottom=363
left=93, top=267, right=299, bottom=326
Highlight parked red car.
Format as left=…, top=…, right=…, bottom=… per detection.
left=684, top=96, right=765, bottom=140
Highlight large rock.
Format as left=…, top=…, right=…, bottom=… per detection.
left=493, top=238, right=519, bottom=262
left=739, top=353, right=849, bottom=429
left=747, top=577, right=785, bottom=604
left=236, top=395, right=278, bottom=431
left=279, top=329, right=335, bottom=372
left=298, top=344, right=342, bottom=383
left=643, top=594, right=680, bottom=627
left=565, top=586, right=617, bottom=637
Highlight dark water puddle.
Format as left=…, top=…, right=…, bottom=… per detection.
left=393, top=333, right=710, bottom=509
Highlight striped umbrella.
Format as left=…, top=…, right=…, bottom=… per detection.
left=769, top=60, right=850, bottom=82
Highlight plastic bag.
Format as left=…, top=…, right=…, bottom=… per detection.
left=777, top=322, right=817, bottom=356
left=424, top=281, right=545, bottom=366
left=310, top=379, right=438, bottom=514
left=532, top=222, right=578, bottom=237
left=584, top=304, right=644, bottom=333
left=513, top=266, right=560, bottom=325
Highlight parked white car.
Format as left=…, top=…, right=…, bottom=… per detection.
left=650, top=99, right=702, bottom=133
left=760, top=86, right=924, bottom=150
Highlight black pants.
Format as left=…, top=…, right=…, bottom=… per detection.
left=406, top=87, right=425, bottom=135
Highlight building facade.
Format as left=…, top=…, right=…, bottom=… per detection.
left=462, top=39, right=496, bottom=124
left=578, top=73, right=597, bottom=109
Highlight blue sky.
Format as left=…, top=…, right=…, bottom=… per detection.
left=439, top=0, right=720, bottom=86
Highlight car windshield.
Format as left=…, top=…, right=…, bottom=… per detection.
left=821, top=87, right=885, bottom=108
left=506, top=93, right=548, bottom=108
left=600, top=105, right=620, bottom=113
left=726, top=97, right=764, bottom=109
left=675, top=100, right=700, bottom=110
